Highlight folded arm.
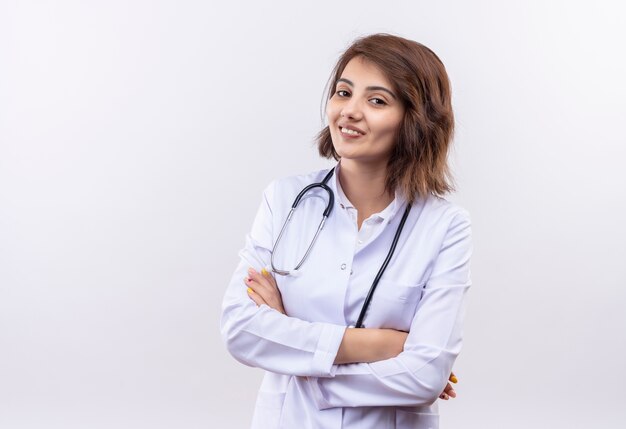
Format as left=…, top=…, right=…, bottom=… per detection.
left=220, top=181, right=348, bottom=377
left=223, top=182, right=470, bottom=406
left=307, top=210, right=472, bottom=409
left=246, top=267, right=408, bottom=365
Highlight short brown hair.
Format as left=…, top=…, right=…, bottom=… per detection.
left=317, top=33, right=455, bottom=202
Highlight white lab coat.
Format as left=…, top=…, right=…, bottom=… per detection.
left=221, top=166, right=472, bottom=429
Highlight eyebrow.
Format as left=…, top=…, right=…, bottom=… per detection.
left=336, top=78, right=397, bottom=99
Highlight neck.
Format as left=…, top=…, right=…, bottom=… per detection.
left=338, top=160, right=394, bottom=226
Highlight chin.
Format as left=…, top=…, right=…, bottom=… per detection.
left=332, top=145, right=352, bottom=160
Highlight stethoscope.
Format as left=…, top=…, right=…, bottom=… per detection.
left=270, top=167, right=412, bottom=328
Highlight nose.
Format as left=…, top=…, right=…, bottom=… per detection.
left=340, top=96, right=363, bottom=120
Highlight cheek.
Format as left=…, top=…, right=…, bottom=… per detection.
left=373, top=117, right=402, bottom=139
left=386, top=111, right=405, bottom=134
left=325, top=101, right=340, bottom=123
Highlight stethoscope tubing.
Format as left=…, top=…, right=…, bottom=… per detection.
left=354, top=203, right=411, bottom=328
left=270, top=169, right=335, bottom=276
left=270, top=166, right=412, bottom=328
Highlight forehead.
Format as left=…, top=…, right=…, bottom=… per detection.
left=338, top=56, right=394, bottom=87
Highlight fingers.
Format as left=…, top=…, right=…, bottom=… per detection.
left=439, top=383, right=451, bottom=400
left=244, top=268, right=285, bottom=314
left=243, top=269, right=269, bottom=307
left=246, top=268, right=272, bottom=298
left=246, top=286, right=266, bottom=307
left=246, top=268, right=276, bottom=293
left=439, top=373, right=459, bottom=400
left=444, top=382, right=456, bottom=398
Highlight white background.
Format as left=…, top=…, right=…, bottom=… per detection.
left=1, top=1, right=625, bottom=428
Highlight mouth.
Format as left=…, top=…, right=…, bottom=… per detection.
left=339, top=126, right=365, bottom=137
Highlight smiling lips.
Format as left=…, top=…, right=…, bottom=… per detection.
left=340, top=125, right=365, bottom=137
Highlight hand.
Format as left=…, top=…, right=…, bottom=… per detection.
left=244, top=268, right=286, bottom=315
left=439, top=372, right=458, bottom=400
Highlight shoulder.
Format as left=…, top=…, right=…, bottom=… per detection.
left=262, top=167, right=334, bottom=202
left=272, top=167, right=332, bottom=190
left=258, top=167, right=334, bottom=215
left=415, top=194, right=471, bottom=231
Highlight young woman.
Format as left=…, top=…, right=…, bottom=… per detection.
left=221, top=33, right=471, bottom=429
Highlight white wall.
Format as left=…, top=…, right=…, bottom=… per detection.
left=1, top=1, right=624, bottom=428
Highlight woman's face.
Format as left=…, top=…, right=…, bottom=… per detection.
left=327, top=56, right=405, bottom=168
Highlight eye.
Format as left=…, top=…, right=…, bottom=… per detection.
left=370, top=97, right=387, bottom=106
left=335, top=89, right=350, bottom=97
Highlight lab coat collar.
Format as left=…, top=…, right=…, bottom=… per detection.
left=331, top=162, right=406, bottom=223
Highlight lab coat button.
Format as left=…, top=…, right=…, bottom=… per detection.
left=340, top=263, right=347, bottom=270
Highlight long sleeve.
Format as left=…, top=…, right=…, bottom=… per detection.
left=309, top=210, right=472, bottom=408
left=220, top=181, right=347, bottom=377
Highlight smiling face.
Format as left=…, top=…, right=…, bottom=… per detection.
left=327, top=56, right=405, bottom=169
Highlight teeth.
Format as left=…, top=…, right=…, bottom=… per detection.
left=341, top=127, right=362, bottom=135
